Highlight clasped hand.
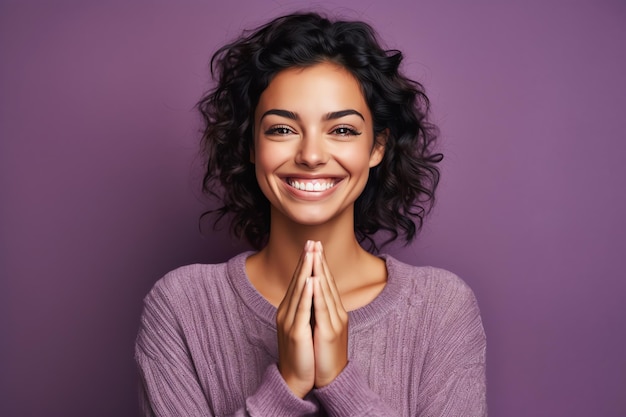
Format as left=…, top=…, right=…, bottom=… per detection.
left=276, top=240, right=349, bottom=398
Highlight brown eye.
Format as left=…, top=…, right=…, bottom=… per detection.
left=332, top=126, right=361, bottom=136
left=265, top=125, right=294, bottom=135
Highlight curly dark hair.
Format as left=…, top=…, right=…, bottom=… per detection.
left=198, top=12, right=443, bottom=252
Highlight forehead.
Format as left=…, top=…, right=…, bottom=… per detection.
left=255, top=62, right=370, bottom=120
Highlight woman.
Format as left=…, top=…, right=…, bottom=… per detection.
left=136, top=12, right=486, bottom=416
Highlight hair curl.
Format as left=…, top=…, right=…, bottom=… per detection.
left=198, top=12, right=442, bottom=252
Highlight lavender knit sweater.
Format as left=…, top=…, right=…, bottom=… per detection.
left=135, top=252, right=486, bottom=416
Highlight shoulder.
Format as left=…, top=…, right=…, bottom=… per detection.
left=145, top=263, right=225, bottom=306
left=384, top=255, right=477, bottom=303
left=383, top=256, right=483, bottom=332
left=136, top=253, right=252, bottom=360
left=142, top=252, right=251, bottom=314
left=138, top=263, right=227, bottom=342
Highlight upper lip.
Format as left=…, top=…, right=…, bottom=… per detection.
left=280, top=174, right=343, bottom=181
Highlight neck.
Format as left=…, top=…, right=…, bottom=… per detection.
left=246, top=206, right=388, bottom=310
left=258, top=207, right=367, bottom=287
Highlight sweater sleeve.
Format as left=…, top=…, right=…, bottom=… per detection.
left=313, top=361, right=399, bottom=416
left=416, top=276, right=487, bottom=417
left=135, top=276, right=319, bottom=417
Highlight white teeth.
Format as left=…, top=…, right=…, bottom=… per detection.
left=289, top=179, right=335, bottom=191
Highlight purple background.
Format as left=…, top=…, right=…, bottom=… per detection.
left=1, top=1, right=625, bottom=416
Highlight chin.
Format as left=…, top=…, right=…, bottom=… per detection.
left=283, top=205, right=351, bottom=228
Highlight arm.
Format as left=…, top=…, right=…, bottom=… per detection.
left=314, top=269, right=486, bottom=417
left=135, top=276, right=319, bottom=417
left=415, top=277, right=487, bottom=417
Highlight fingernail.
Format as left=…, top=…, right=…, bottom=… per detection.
left=306, top=240, right=313, bottom=251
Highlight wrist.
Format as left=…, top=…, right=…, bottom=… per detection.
left=279, top=366, right=313, bottom=398
left=315, top=360, right=348, bottom=388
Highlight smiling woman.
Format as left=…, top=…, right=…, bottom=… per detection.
left=135, top=11, right=486, bottom=416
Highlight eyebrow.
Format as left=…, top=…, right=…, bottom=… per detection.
left=260, top=109, right=299, bottom=121
left=325, top=109, right=364, bottom=121
left=259, top=109, right=365, bottom=122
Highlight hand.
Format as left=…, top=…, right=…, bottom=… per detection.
left=276, top=241, right=349, bottom=397
left=311, top=241, right=349, bottom=388
left=276, top=241, right=316, bottom=398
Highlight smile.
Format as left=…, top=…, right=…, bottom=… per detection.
left=287, top=178, right=336, bottom=192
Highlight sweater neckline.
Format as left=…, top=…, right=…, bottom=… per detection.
left=226, top=251, right=408, bottom=330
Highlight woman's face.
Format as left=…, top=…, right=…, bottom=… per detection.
left=252, top=61, right=385, bottom=228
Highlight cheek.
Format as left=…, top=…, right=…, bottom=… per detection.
left=255, top=143, right=290, bottom=171
left=336, top=145, right=375, bottom=171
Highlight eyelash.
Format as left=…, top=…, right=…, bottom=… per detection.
left=264, top=125, right=294, bottom=135
left=263, top=125, right=362, bottom=137
left=332, top=126, right=362, bottom=136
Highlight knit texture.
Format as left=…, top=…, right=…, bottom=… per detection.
left=135, top=252, right=487, bottom=416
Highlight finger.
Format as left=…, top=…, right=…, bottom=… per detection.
left=294, top=276, right=314, bottom=330
left=314, top=244, right=345, bottom=330
left=317, top=242, right=343, bottom=309
left=312, top=257, right=338, bottom=333
left=278, top=275, right=315, bottom=397
left=313, top=247, right=337, bottom=328
left=316, top=276, right=348, bottom=345
left=282, top=245, right=314, bottom=323
left=283, top=240, right=313, bottom=302
left=312, top=274, right=332, bottom=332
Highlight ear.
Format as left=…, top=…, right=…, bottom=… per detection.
left=369, top=129, right=388, bottom=168
left=249, top=146, right=255, bottom=164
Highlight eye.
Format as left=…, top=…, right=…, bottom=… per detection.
left=331, top=125, right=362, bottom=137
left=265, top=125, right=295, bottom=135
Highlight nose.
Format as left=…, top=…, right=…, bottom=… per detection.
left=295, top=133, right=328, bottom=168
